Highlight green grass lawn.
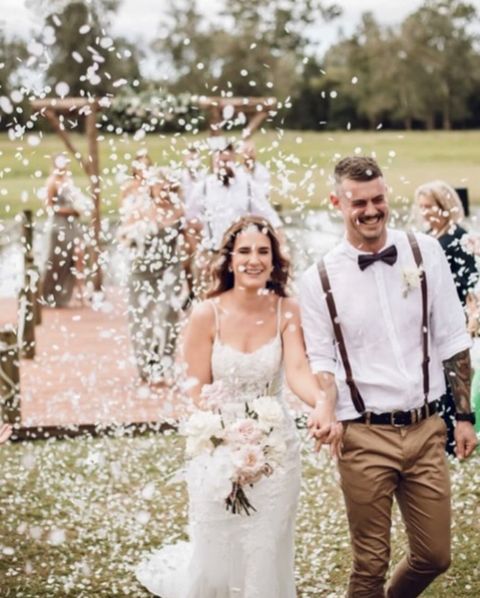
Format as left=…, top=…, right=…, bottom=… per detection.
left=0, top=432, right=479, bottom=596
left=0, top=130, right=479, bottom=220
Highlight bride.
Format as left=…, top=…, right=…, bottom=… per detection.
left=136, top=215, right=340, bottom=597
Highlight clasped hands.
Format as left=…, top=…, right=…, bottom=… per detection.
left=307, top=397, right=343, bottom=457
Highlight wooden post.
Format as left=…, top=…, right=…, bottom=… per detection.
left=85, top=108, right=103, bottom=291
left=21, top=210, right=42, bottom=325
left=18, top=267, right=36, bottom=359
left=0, top=325, right=21, bottom=425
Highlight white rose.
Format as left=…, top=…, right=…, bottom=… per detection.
left=203, top=446, right=236, bottom=501
left=264, top=429, right=288, bottom=468
left=402, top=266, right=422, bottom=298
left=181, top=411, right=223, bottom=457
left=251, top=396, right=285, bottom=432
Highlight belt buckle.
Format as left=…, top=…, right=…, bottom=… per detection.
left=390, top=410, right=405, bottom=427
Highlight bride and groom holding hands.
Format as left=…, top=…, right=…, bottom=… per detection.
left=136, top=155, right=478, bottom=597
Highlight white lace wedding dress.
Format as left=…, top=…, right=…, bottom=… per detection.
left=136, top=299, right=301, bottom=597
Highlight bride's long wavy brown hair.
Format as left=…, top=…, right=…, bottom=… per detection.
left=206, top=215, right=290, bottom=298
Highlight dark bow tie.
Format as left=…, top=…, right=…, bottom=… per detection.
left=358, top=245, right=398, bottom=271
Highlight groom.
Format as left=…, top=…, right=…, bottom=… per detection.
left=299, top=156, right=477, bottom=597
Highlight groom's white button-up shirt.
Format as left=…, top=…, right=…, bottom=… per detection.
left=298, top=228, right=472, bottom=422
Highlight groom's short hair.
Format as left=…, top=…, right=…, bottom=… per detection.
left=334, top=156, right=383, bottom=184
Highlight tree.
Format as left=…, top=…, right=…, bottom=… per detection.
left=153, top=0, right=341, bottom=101
left=322, top=14, right=398, bottom=129
left=33, top=0, right=142, bottom=97
left=396, top=0, right=479, bottom=129
left=0, top=33, right=28, bottom=129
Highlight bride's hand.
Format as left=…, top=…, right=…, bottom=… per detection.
left=307, top=397, right=335, bottom=440
left=308, top=398, right=343, bottom=456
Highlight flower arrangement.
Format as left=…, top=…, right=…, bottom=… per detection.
left=181, top=381, right=287, bottom=515
left=402, top=266, right=423, bottom=298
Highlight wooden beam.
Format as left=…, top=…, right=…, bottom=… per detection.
left=196, top=96, right=277, bottom=111
left=31, top=97, right=100, bottom=112
left=44, top=108, right=90, bottom=174
left=243, top=111, right=269, bottom=138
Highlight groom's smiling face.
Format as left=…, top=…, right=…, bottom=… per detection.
left=331, top=176, right=389, bottom=251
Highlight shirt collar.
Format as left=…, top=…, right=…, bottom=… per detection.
left=340, top=228, right=395, bottom=259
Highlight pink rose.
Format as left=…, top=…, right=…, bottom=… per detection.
left=225, top=418, right=264, bottom=447
left=232, top=445, right=266, bottom=478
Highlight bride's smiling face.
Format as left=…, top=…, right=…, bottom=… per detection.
left=230, top=226, right=273, bottom=291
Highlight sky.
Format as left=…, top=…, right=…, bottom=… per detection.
left=1, top=0, right=430, bottom=41
left=1, top=0, right=479, bottom=79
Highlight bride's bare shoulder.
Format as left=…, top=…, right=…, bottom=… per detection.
left=280, top=296, right=300, bottom=316
left=187, top=299, right=217, bottom=331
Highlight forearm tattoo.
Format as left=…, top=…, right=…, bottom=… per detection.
left=443, top=349, right=472, bottom=414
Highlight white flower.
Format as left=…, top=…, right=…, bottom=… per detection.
left=251, top=396, right=285, bottom=431
left=181, top=411, right=223, bottom=457
left=402, top=266, right=422, bottom=298
left=202, top=446, right=237, bottom=501
left=264, top=429, right=288, bottom=468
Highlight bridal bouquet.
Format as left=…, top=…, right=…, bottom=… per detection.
left=181, top=381, right=288, bottom=515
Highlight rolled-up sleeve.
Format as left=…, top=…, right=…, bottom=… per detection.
left=298, top=266, right=337, bottom=374
left=430, top=241, right=472, bottom=361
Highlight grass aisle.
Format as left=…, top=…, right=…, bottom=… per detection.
left=0, top=433, right=479, bottom=596
left=1, top=130, right=480, bottom=219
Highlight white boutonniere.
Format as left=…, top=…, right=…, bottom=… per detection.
left=402, top=266, right=423, bottom=298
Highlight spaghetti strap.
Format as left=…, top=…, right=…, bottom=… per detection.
left=209, top=299, right=220, bottom=340
left=276, top=297, right=282, bottom=337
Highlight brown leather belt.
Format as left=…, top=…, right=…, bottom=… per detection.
left=348, top=399, right=440, bottom=427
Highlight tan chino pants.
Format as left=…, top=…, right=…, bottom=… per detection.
left=337, top=414, right=451, bottom=598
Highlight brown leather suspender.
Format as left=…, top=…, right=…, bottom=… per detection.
left=317, top=259, right=366, bottom=413
left=406, top=231, right=430, bottom=404
left=317, top=232, right=429, bottom=414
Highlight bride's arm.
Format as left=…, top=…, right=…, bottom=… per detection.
left=182, top=302, right=215, bottom=407
left=281, top=298, right=340, bottom=449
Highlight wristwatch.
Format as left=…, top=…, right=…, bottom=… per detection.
left=455, top=413, right=476, bottom=425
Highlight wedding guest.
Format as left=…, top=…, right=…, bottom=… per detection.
left=42, top=154, right=88, bottom=307
left=301, top=156, right=477, bottom=597
left=186, top=143, right=282, bottom=297
left=178, top=145, right=207, bottom=210
left=136, top=215, right=339, bottom=596
left=240, top=139, right=271, bottom=198
left=118, top=155, right=186, bottom=384
left=415, top=180, right=479, bottom=454
left=415, top=180, right=478, bottom=305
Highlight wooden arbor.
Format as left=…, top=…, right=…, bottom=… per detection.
left=196, top=96, right=278, bottom=138
left=30, top=97, right=102, bottom=289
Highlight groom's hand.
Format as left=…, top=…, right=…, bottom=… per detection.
left=455, top=421, right=478, bottom=460
left=308, top=400, right=341, bottom=454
